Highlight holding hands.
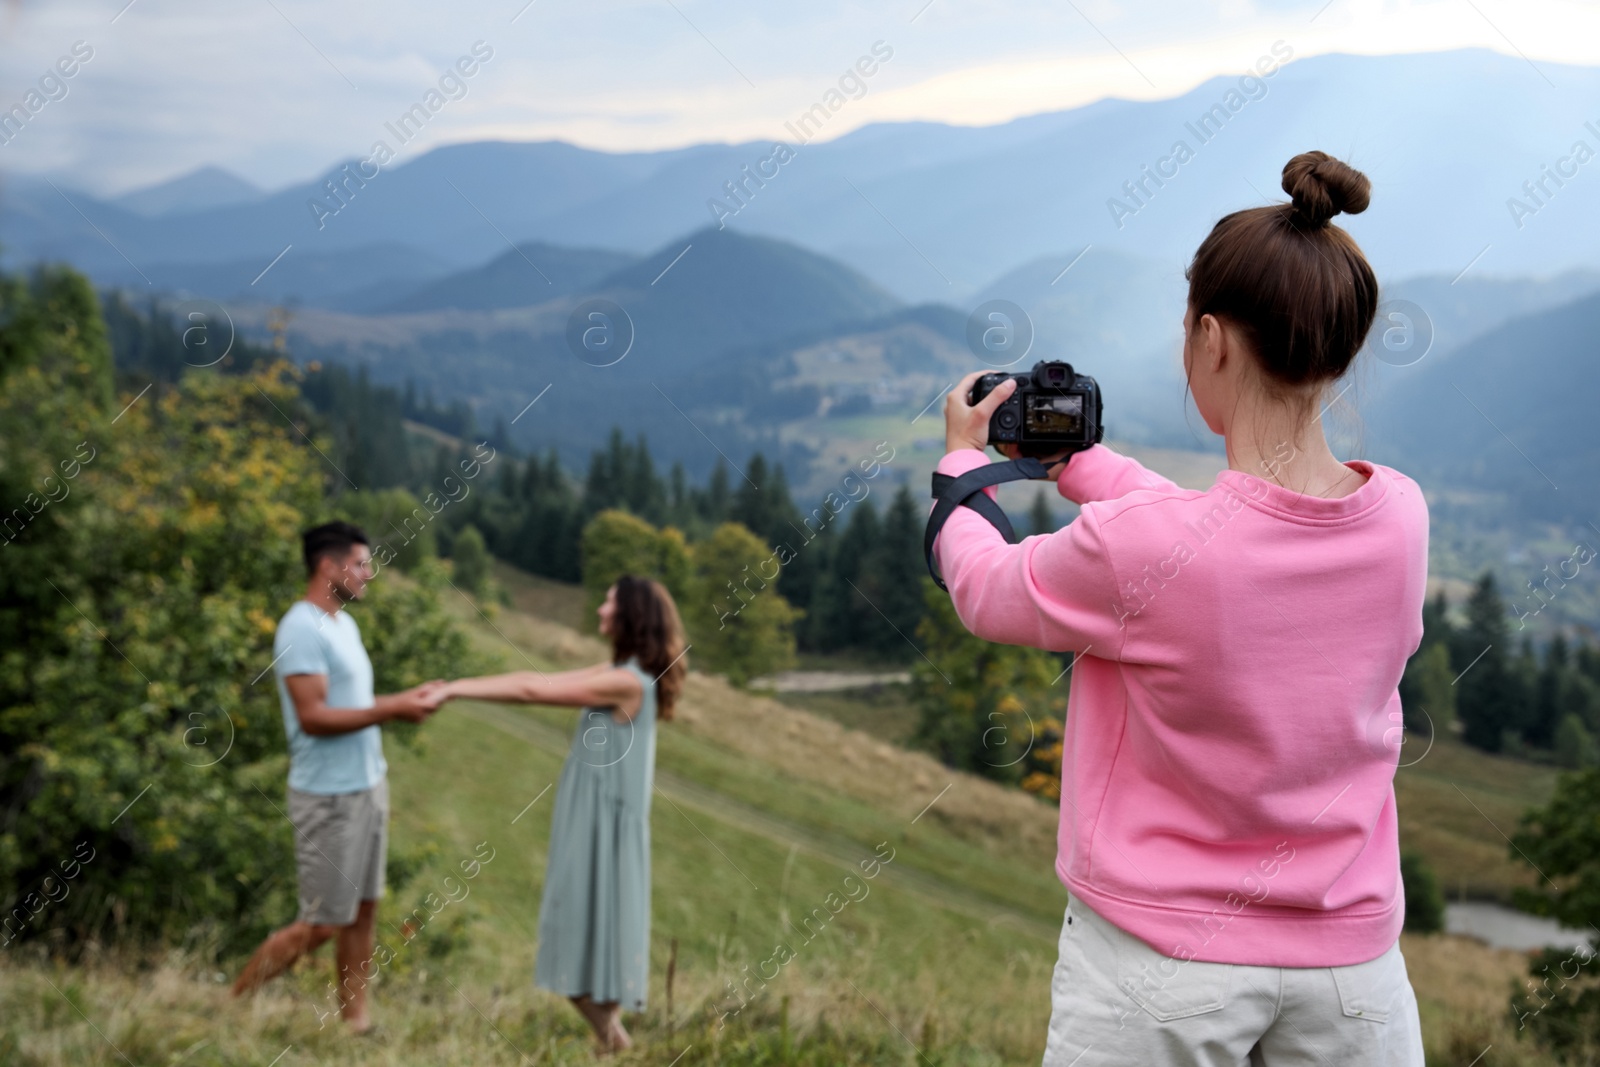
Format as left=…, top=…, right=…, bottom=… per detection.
left=390, top=679, right=450, bottom=723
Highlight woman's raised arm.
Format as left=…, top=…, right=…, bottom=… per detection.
left=441, top=665, right=643, bottom=716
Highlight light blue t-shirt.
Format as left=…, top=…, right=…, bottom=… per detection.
left=272, top=599, right=386, bottom=795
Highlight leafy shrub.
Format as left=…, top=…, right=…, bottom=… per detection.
left=909, top=581, right=1068, bottom=787
left=1400, top=849, right=1445, bottom=933
left=580, top=508, right=800, bottom=685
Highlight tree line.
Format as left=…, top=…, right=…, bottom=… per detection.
left=1401, top=575, right=1600, bottom=767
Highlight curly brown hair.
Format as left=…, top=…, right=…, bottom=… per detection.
left=608, top=574, right=688, bottom=721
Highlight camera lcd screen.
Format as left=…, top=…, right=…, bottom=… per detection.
left=1023, top=393, right=1083, bottom=438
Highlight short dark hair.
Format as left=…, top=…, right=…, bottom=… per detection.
left=302, top=521, right=370, bottom=577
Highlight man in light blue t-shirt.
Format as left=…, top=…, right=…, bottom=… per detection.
left=231, top=521, right=445, bottom=1033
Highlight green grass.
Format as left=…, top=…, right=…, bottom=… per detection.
left=1393, top=731, right=1561, bottom=902
left=774, top=683, right=921, bottom=748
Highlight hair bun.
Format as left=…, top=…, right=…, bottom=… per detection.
left=1281, top=150, right=1370, bottom=228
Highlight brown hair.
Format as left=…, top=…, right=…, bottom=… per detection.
left=609, top=574, right=688, bottom=721
left=1184, top=150, right=1379, bottom=429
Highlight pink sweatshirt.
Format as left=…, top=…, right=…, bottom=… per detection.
left=931, top=443, right=1430, bottom=967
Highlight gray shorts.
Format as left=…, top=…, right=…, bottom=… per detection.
left=287, top=778, right=388, bottom=926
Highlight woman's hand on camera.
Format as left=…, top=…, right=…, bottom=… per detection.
left=996, top=443, right=1073, bottom=481
left=944, top=371, right=1016, bottom=454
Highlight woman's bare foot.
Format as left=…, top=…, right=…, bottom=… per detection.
left=606, top=1010, right=632, bottom=1052
left=570, top=995, right=612, bottom=1052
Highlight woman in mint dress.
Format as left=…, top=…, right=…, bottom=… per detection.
left=438, top=574, right=688, bottom=1054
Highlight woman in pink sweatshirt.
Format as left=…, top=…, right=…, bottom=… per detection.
left=934, top=150, right=1429, bottom=1065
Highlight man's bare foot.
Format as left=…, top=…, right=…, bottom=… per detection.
left=231, top=921, right=334, bottom=998
left=230, top=956, right=279, bottom=998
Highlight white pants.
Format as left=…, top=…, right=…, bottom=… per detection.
left=1043, top=892, right=1425, bottom=1066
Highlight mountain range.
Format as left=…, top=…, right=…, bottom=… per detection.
left=4, top=45, right=1597, bottom=528
left=7, top=49, right=1600, bottom=307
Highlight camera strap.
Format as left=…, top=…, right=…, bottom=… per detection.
left=924, top=457, right=1051, bottom=591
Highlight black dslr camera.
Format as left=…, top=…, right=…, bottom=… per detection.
left=968, top=360, right=1104, bottom=459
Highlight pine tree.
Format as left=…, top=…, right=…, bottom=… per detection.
left=731, top=453, right=772, bottom=537
left=1528, top=632, right=1571, bottom=748
left=868, top=483, right=927, bottom=660
left=812, top=500, right=882, bottom=652
left=761, top=463, right=821, bottom=620
left=497, top=451, right=518, bottom=498
left=1579, top=642, right=1600, bottom=688
left=1420, top=589, right=1452, bottom=653
left=626, top=433, right=667, bottom=525
left=490, top=414, right=514, bottom=457
left=668, top=461, right=688, bottom=525
left=704, top=459, right=730, bottom=524
left=1513, top=634, right=1540, bottom=742
left=583, top=429, right=630, bottom=519
left=1455, top=571, right=1525, bottom=752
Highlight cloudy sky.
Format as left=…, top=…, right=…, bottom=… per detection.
left=1, top=0, right=1597, bottom=196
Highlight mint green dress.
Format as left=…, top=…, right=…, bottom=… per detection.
left=534, top=656, right=657, bottom=1010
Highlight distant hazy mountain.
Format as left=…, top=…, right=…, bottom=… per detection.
left=590, top=226, right=901, bottom=371
left=0, top=140, right=690, bottom=293
left=124, top=243, right=458, bottom=310
left=969, top=248, right=1195, bottom=448
left=381, top=242, right=637, bottom=312
left=111, top=165, right=262, bottom=217
left=10, top=49, right=1600, bottom=306
left=1366, top=288, right=1600, bottom=524
left=1379, top=269, right=1600, bottom=359
left=277, top=227, right=903, bottom=479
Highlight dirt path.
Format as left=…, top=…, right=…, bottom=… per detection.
left=749, top=669, right=912, bottom=692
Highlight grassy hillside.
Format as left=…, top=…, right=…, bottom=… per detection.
left=0, top=563, right=1568, bottom=1065
left=1394, top=734, right=1560, bottom=901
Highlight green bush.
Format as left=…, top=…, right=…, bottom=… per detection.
left=687, top=522, right=800, bottom=685
left=1400, top=849, right=1445, bottom=933
left=579, top=508, right=800, bottom=685
left=1507, top=767, right=1600, bottom=1062
left=449, top=523, right=491, bottom=598
left=909, top=580, right=1068, bottom=787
